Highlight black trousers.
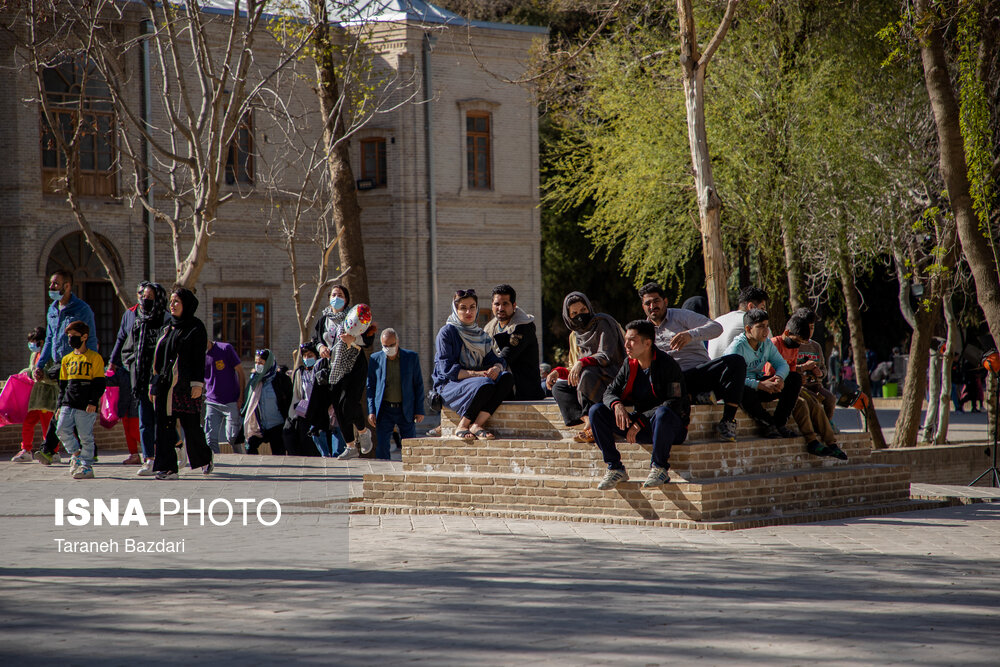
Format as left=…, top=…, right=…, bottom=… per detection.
left=330, top=354, right=369, bottom=441
left=283, top=418, right=319, bottom=457
left=152, top=398, right=212, bottom=473
left=463, top=372, right=515, bottom=420
left=739, top=372, right=802, bottom=427
left=551, top=381, right=591, bottom=426
left=248, top=424, right=286, bottom=455
left=683, top=354, right=746, bottom=405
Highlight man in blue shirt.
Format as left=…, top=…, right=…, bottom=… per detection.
left=33, top=270, right=99, bottom=464
left=724, top=308, right=801, bottom=439
left=367, top=328, right=424, bottom=460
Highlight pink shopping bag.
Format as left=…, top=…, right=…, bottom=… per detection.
left=0, top=373, right=34, bottom=426
left=99, top=371, right=120, bottom=429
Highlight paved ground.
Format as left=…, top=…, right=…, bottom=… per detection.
left=1, top=455, right=999, bottom=666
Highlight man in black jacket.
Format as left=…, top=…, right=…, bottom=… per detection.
left=589, top=320, right=690, bottom=490
left=484, top=284, right=544, bottom=400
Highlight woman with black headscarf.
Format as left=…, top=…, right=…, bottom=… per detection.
left=122, top=282, right=168, bottom=476
left=549, top=292, right=625, bottom=442
left=149, top=286, right=213, bottom=479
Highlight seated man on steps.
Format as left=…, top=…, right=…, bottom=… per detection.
left=724, top=309, right=802, bottom=439
left=639, top=282, right=746, bottom=443
left=590, top=320, right=690, bottom=491
left=768, top=316, right=847, bottom=460
left=708, top=285, right=769, bottom=360
left=484, top=284, right=544, bottom=400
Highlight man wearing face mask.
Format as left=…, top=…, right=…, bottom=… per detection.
left=32, top=270, right=99, bottom=465
left=203, top=336, right=247, bottom=454
left=768, top=325, right=847, bottom=460
left=107, top=283, right=148, bottom=465
left=367, top=328, right=425, bottom=460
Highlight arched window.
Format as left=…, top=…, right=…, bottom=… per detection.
left=45, top=232, right=124, bottom=357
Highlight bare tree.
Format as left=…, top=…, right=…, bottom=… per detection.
left=12, top=0, right=311, bottom=292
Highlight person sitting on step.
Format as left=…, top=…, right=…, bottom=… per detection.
left=724, top=309, right=802, bottom=439
left=546, top=291, right=625, bottom=443
left=708, top=285, right=770, bottom=360
left=433, top=289, right=513, bottom=441
left=590, top=320, right=690, bottom=491
left=639, top=282, right=746, bottom=443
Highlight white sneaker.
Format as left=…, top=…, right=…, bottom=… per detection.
left=176, top=445, right=188, bottom=470
left=11, top=450, right=33, bottom=463
left=51, top=452, right=62, bottom=464
left=69, top=455, right=82, bottom=476
left=137, top=459, right=156, bottom=476
left=336, top=447, right=359, bottom=460
left=358, top=430, right=373, bottom=455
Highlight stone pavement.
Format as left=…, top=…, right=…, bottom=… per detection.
left=1, top=456, right=999, bottom=665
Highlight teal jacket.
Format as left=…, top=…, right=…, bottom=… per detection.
left=724, top=333, right=789, bottom=390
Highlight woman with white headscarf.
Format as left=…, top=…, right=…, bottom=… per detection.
left=432, top=289, right=513, bottom=440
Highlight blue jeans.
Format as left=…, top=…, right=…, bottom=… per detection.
left=204, top=401, right=241, bottom=454
left=313, top=426, right=348, bottom=457
left=589, top=403, right=684, bottom=471
left=56, top=406, right=98, bottom=466
left=375, top=404, right=415, bottom=460
left=137, top=393, right=156, bottom=460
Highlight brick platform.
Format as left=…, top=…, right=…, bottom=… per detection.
left=362, top=401, right=936, bottom=529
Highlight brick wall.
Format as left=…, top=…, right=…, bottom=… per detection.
left=872, top=444, right=997, bottom=486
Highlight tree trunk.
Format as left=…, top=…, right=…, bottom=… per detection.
left=780, top=216, right=806, bottom=312
left=313, top=14, right=370, bottom=306
left=892, top=240, right=918, bottom=330
left=893, top=222, right=957, bottom=447
left=935, top=294, right=959, bottom=444
left=676, top=0, right=741, bottom=319
left=922, top=346, right=942, bottom=444
left=916, top=0, right=1000, bottom=355
left=837, top=228, right=887, bottom=449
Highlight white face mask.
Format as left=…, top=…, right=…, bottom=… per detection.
left=382, top=345, right=398, bottom=357
left=254, top=364, right=264, bottom=374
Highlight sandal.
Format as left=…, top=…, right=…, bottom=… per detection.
left=573, top=428, right=594, bottom=443
left=454, top=429, right=478, bottom=441
left=473, top=428, right=496, bottom=440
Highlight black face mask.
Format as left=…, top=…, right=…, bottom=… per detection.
left=68, top=335, right=84, bottom=350
left=142, top=298, right=155, bottom=313
left=571, top=312, right=593, bottom=328
left=783, top=337, right=800, bottom=349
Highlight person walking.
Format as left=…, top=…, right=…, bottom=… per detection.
left=367, top=328, right=424, bottom=459
left=121, top=283, right=168, bottom=476
left=11, top=327, right=59, bottom=462
left=149, top=287, right=213, bottom=480
left=33, top=270, right=98, bottom=465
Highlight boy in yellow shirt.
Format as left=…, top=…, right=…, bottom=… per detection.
left=56, top=321, right=105, bottom=479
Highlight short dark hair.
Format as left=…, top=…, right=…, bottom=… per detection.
left=51, top=269, right=73, bottom=285
left=492, top=284, right=516, bottom=303
left=28, top=327, right=45, bottom=343
left=566, top=294, right=586, bottom=309
left=626, top=319, right=656, bottom=342
left=743, top=308, right=769, bottom=329
left=65, top=320, right=89, bottom=336
left=637, top=282, right=665, bottom=299
left=330, top=284, right=351, bottom=307
left=737, top=286, right=768, bottom=306
left=786, top=314, right=810, bottom=338
left=792, top=307, right=817, bottom=325
left=453, top=289, right=478, bottom=307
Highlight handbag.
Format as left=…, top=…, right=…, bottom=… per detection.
left=99, top=371, right=120, bottom=429
left=427, top=387, right=443, bottom=413
left=0, top=373, right=34, bottom=426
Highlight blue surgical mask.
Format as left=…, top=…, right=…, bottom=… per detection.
left=330, top=296, right=345, bottom=311
left=48, top=289, right=62, bottom=301
left=303, top=357, right=317, bottom=368
left=28, top=342, right=40, bottom=352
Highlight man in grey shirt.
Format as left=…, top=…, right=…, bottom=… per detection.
left=639, top=283, right=747, bottom=442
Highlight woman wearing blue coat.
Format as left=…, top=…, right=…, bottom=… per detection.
left=433, top=289, right=514, bottom=440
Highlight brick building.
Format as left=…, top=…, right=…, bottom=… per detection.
left=0, top=1, right=546, bottom=388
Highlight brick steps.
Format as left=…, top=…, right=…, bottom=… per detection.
left=363, top=499, right=945, bottom=530
left=362, top=401, right=920, bottom=529
left=441, top=401, right=765, bottom=441
left=401, top=432, right=873, bottom=480
left=363, top=464, right=910, bottom=522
